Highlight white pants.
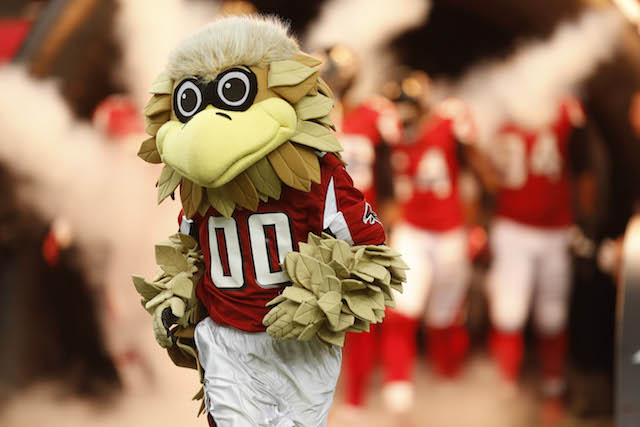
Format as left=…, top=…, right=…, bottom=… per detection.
left=487, top=218, right=572, bottom=335
left=194, top=317, right=342, bottom=427
left=391, top=223, right=471, bottom=327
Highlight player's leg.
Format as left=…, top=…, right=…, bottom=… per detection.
left=342, top=323, right=378, bottom=407
left=425, top=228, right=471, bottom=378
left=532, top=230, right=572, bottom=398
left=487, top=219, right=536, bottom=382
left=381, top=310, right=421, bottom=413
left=195, top=318, right=284, bottom=427
left=381, top=223, right=432, bottom=412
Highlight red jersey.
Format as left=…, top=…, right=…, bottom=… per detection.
left=339, top=97, right=401, bottom=208
left=396, top=100, right=474, bottom=231
left=0, top=19, right=31, bottom=63
left=180, top=154, right=386, bottom=332
left=495, top=99, right=584, bottom=228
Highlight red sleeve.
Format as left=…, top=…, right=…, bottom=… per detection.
left=322, top=161, right=386, bottom=246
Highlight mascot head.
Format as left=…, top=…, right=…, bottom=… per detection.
left=138, top=15, right=341, bottom=218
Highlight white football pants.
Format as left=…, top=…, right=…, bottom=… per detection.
left=391, top=223, right=471, bottom=327
left=487, top=218, right=572, bottom=335
left=195, top=317, right=342, bottom=427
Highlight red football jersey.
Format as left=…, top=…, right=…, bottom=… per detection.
left=494, top=99, right=584, bottom=228
left=0, top=19, right=31, bottom=63
left=396, top=100, right=474, bottom=231
left=339, top=97, right=401, bottom=208
left=180, top=154, right=386, bottom=332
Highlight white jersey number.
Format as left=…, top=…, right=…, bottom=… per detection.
left=530, top=131, right=561, bottom=180
left=497, top=130, right=562, bottom=189
left=207, top=213, right=294, bottom=290
left=416, top=148, right=452, bottom=198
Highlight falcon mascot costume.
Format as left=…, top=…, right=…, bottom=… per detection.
left=133, top=15, right=407, bottom=427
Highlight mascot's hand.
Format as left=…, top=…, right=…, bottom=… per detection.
left=263, top=232, right=408, bottom=347
left=151, top=296, right=186, bottom=348
left=133, top=233, right=204, bottom=348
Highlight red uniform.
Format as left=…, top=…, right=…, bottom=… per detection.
left=379, top=100, right=476, bottom=401
left=182, top=153, right=385, bottom=332
left=488, top=98, right=585, bottom=391
left=495, top=100, right=583, bottom=227
left=397, top=100, right=475, bottom=231
left=339, top=97, right=401, bottom=208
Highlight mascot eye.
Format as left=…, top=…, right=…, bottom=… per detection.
left=215, top=69, right=256, bottom=110
left=174, top=79, right=203, bottom=122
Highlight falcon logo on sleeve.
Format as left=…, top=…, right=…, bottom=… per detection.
left=363, top=202, right=381, bottom=226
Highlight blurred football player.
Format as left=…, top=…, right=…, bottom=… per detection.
left=486, top=97, right=586, bottom=409
left=380, top=72, right=493, bottom=413
left=316, top=46, right=401, bottom=217
left=315, top=46, right=403, bottom=411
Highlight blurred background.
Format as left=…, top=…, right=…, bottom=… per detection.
left=1, top=0, right=640, bottom=426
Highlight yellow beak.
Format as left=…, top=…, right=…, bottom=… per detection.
left=156, top=98, right=296, bottom=187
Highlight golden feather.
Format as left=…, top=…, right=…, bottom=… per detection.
left=291, top=53, right=323, bottom=68
left=290, top=120, right=342, bottom=153
left=138, top=137, right=161, bottom=163
left=268, top=60, right=318, bottom=88
left=197, top=195, right=210, bottom=216
left=146, top=122, right=164, bottom=137
left=206, top=188, right=236, bottom=218
left=272, top=73, right=318, bottom=104
left=296, top=145, right=321, bottom=184
left=295, top=94, right=333, bottom=121
left=245, top=157, right=282, bottom=200
left=315, top=114, right=336, bottom=131
left=222, top=171, right=259, bottom=211
left=145, top=111, right=171, bottom=136
left=147, top=110, right=171, bottom=125
left=157, top=165, right=182, bottom=204
left=317, top=77, right=334, bottom=100
left=143, top=94, right=171, bottom=116
left=180, top=179, right=203, bottom=219
left=150, top=72, right=174, bottom=95
left=267, top=141, right=312, bottom=192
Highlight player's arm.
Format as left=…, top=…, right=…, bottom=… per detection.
left=450, top=112, right=495, bottom=259
left=567, top=102, right=598, bottom=219
left=457, top=136, right=501, bottom=195
left=373, top=97, right=403, bottom=227
left=438, top=98, right=500, bottom=194
left=373, top=141, right=397, bottom=227
left=569, top=125, right=595, bottom=216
